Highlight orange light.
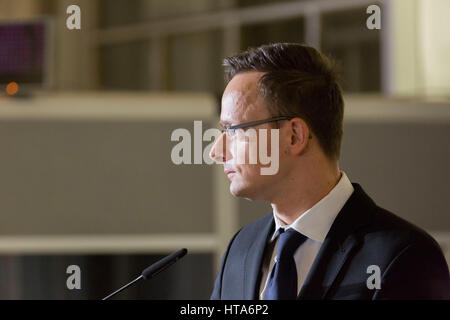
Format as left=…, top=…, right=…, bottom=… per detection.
left=6, top=81, right=19, bottom=96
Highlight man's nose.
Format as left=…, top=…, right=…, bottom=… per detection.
left=209, top=132, right=229, bottom=163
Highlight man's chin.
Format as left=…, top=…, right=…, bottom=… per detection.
left=229, top=182, right=255, bottom=200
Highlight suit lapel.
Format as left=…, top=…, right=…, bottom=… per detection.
left=243, top=216, right=274, bottom=299
left=298, top=232, right=360, bottom=299
left=298, top=183, right=374, bottom=299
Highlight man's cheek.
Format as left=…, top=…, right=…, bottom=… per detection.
left=231, top=143, right=246, bottom=165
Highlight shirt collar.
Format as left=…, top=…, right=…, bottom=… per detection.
left=271, top=171, right=354, bottom=243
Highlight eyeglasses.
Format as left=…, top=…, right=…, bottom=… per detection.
left=220, top=116, right=313, bottom=139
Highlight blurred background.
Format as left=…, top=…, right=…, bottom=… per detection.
left=0, top=0, right=449, bottom=299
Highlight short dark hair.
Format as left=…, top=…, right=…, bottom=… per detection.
left=223, top=43, right=344, bottom=160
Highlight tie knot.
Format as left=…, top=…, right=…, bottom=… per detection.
left=277, top=229, right=306, bottom=260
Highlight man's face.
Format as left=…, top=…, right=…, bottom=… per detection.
left=209, top=71, right=289, bottom=200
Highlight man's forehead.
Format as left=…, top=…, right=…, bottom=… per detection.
left=222, top=71, right=264, bottom=96
left=220, top=71, right=266, bottom=125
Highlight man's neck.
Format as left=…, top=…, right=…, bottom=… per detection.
left=270, top=166, right=342, bottom=226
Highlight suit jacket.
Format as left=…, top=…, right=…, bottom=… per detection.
left=211, top=183, right=450, bottom=300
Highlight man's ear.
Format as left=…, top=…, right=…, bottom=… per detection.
left=289, top=118, right=311, bottom=156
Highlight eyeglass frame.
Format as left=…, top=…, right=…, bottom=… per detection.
left=220, top=116, right=313, bottom=139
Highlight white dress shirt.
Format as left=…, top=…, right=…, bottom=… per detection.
left=259, top=171, right=354, bottom=300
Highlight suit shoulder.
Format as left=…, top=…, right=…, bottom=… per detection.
left=241, top=212, right=273, bottom=232
left=232, top=213, right=273, bottom=245
left=366, top=205, right=442, bottom=252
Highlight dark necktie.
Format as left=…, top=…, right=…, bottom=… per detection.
left=264, top=228, right=307, bottom=300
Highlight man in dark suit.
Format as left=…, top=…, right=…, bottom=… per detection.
left=208, top=43, right=450, bottom=300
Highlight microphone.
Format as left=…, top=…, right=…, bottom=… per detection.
left=102, top=248, right=188, bottom=300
